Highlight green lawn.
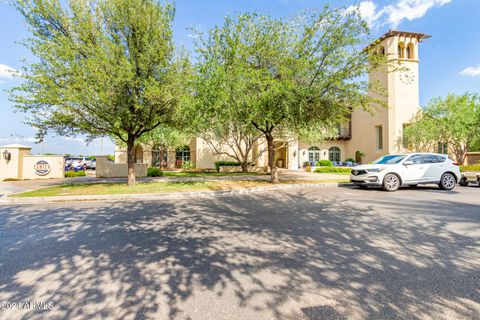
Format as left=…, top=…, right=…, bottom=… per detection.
left=161, top=171, right=267, bottom=177
left=11, top=179, right=348, bottom=198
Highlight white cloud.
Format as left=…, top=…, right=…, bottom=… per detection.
left=350, top=0, right=452, bottom=28
left=0, top=64, right=20, bottom=78
left=347, top=1, right=381, bottom=27
left=460, top=66, right=480, bottom=77
left=383, top=0, right=452, bottom=28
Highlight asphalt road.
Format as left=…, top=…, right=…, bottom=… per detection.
left=0, top=186, right=479, bottom=320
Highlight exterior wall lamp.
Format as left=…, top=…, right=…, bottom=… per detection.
left=3, top=149, right=11, bottom=161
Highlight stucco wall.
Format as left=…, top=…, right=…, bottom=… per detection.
left=96, top=156, right=147, bottom=178
left=0, top=145, right=65, bottom=181
left=21, top=155, right=65, bottom=180
left=1, top=147, right=22, bottom=181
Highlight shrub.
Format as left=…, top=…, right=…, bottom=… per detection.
left=65, top=170, right=86, bottom=178
left=345, top=158, right=355, bottom=163
left=147, top=167, right=163, bottom=177
left=314, top=167, right=351, bottom=174
left=214, top=160, right=241, bottom=172
left=462, top=164, right=480, bottom=172
left=316, top=160, right=333, bottom=167
left=181, top=160, right=196, bottom=172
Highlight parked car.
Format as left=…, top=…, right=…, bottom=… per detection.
left=350, top=153, right=461, bottom=192
left=88, top=159, right=96, bottom=170
left=65, top=157, right=89, bottom=171
left=459, top=171, right=480, bottom=187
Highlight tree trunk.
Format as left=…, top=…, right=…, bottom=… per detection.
left=241, top=161, right=249, bottom=173
left=266, top=133, right=279, bottom=184
left=127, top=135, right=136, bottom=186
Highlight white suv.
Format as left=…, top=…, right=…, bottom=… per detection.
left=350, top=153, right=461, bottom=192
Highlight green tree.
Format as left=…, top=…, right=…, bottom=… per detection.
left=404, top=93, right=480, bottom=164
left=193, top=9, right=382, bottom=183
left=10, top=0, right=190, bottom=185
left=138, top=124, right=190, bottom=167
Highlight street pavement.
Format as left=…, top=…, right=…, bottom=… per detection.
left=0, top=186, right=479, bottom=320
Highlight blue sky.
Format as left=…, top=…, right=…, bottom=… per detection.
left=1, top=0, right=479, bottom=155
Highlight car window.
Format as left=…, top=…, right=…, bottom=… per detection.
left=373, top=155, right=406, bottom=164
left=421, top=155, right=436, bottom=164
left=407, top=155, right=423, bottom=164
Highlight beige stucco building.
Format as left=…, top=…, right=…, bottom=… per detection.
left=116, top=30, right=430, bottom=170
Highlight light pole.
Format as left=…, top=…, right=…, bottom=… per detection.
left=10, top=134, right=25, bottom=144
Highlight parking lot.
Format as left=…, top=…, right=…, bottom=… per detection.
left=0, top=185, right=479, bottom=319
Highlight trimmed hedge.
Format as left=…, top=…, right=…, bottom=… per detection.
left=65, top=170, right=86, bottom=178
left=214, top=160, right=241, bottom=172
left=462, top=164, right=480, bottom=172
left=316, top=160, right=333, bottom=167
left=314, top=167, right=351, bottom=174
left=147, top=167, right=163, bottom=177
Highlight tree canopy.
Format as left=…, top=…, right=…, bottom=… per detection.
left=10, top=0, right=191, bottom=185
left=192, top=8, right=383, bottom=182
left=404, top=93, right=480, bottom=164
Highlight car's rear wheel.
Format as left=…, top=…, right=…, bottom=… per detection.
left=459, top=177, right=469, bottom=187
left=477, top=178, right=480, bottom=187
left=383, top=173, right=400, bottom=192
left=439, top=173, right=456, bottom=190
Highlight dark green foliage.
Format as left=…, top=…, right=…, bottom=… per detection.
left=316, top=160, right=333, bottom=167
left=214, top=161, right=241, bottom=172
left=461, top=164, right=480, bottom=172
left=65, top=170, right=86, bottom=178
left=181, top=161, right=196, bottom=172
left=314, top=167, right=351, bottom=174
left=147, top=167, right=163, bottom=177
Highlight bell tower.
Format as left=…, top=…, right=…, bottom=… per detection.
left=347, top=30, right=430, bottom=163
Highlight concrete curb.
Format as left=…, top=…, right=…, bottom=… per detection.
left=0, top=183, right=353, bottom=204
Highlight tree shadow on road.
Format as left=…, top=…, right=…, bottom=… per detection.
left=0, top=190, right=479, bottom=319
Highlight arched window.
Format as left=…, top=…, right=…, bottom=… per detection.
left=175, top=145, right=190, bottom=167
left=398, top=43, right=405, bottom=59
left=328, top=147, right=341, bottom=162
left=308, top=146, right=320, bottom=162
left=407, top=43, right=414, bottom=59
left=152, top=144, right=168, bottom=168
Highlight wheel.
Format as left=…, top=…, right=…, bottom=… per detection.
left=383, top=173, right=400, bottom=192
left=477, top=178, right=480, bottom=187
left=459, top=177, right=469, bottom=187
left=438, top=173, right=456, bottom=190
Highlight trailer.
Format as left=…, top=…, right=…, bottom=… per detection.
left=459, top=171, right=480, bottom=187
